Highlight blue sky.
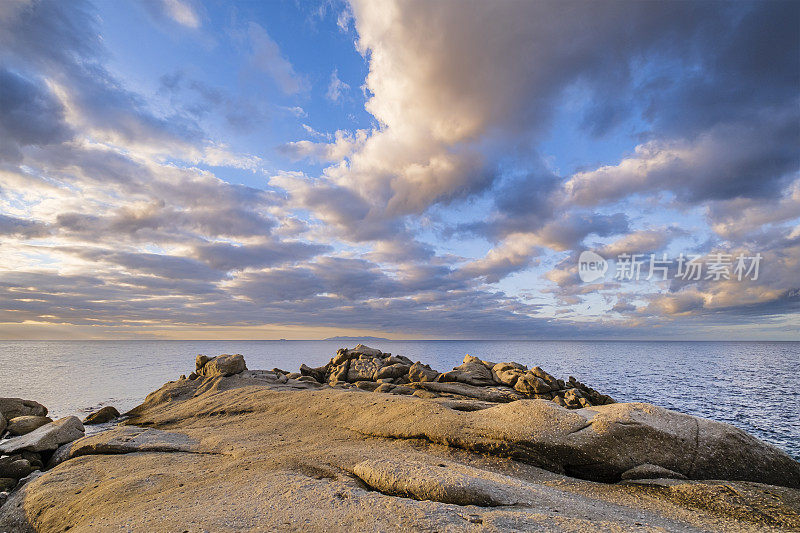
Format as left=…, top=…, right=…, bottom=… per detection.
left=0, top=0, right=798, bottom=340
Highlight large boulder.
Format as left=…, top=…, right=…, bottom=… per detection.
left=491, top=362, right=526, bottom=387
left=6, top=416, right=52, bottom=436
left=0, top=416, right=84, bottom=454
left=0, top=398, right=47, bottom=420
left=196, top=354, right=247, bottom=377
left=83, top=406, right=120, bottom=425
left=347, top=358, right=385, bottom=382
left=375, top=363, right=411, bottom=380
left=408, top=362, right=440, bottom=382
left=348, top=399, right=800, bottom=488
left=437, top=356, right=495, bottom=386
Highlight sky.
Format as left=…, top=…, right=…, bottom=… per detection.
left=0, top=0, right=798, bottom=340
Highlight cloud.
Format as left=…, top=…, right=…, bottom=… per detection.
left=326, top=69, right=350, bottom=102
left=141, top=0, right=202, bottom=29
left=244, top=22, right=304, bottom=95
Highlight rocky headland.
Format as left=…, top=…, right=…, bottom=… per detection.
left=1, top=345, right=799, bottom=532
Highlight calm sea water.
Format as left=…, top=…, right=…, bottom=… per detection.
left=0, top=340, right=797, bottom=458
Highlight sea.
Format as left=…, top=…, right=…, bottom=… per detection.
left=1, top=340, right=797, bottom=459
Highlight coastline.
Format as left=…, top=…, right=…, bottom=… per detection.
left=1, top=345, right=799, bottom=531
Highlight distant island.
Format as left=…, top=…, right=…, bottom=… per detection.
left=324, top=336, right=392, bottom=342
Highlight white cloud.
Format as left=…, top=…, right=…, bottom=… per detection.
left=326, top=69, right=350, bottom=102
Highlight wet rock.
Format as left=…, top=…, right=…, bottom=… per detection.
left=0, top=398, right=48, bottom=419
left=408, top=362, right=440, bottom=382
left=197, top=354, right=247, bottom=377
left=6, top=416, right=52, bottom=436
left=83, top=406, right=120, bottom=425
left=0, top=416, right=85, bottom=454
left=621, top=463, right=688, bottom=480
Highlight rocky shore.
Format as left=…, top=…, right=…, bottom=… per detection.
left=1, top=345, right=799, bottom=532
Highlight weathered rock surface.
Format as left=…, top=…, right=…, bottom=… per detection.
left=0, top=398, right=47, bottom=420
left=82, top=406, right=120, bottom=425
left=48, top=426, right=202, bottom=469
left=353, top=457, right=522, bottom=506
left=196, top=353, right=247, bottom=377
left=348, top=398, right=800, bottom=488
left=6, top=416, right=53, bottom=436
left=0, top=416, right=84, bottom=454
left=1, top=350, right=798, bottom=532
left=622, top=463, right=688, bottom=480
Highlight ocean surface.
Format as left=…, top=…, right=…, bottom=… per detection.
left=1, top=340, right=798, bottom=459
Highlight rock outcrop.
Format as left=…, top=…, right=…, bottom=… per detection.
left=286, top=345, right=614, bottom=408
left=1, top=348, right=798, bottom=532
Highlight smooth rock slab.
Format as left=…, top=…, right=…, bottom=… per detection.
left=0, top=416, right=84, bottom=454
left=48, top=426, right=201, bottom=468
left=6, top=416, right=53, bottom=436
left=622, top=463, right=687, bottom=480
left=353, top=458, right=521, bottom=506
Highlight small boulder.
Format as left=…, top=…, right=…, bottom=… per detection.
left=6, top=416, right=52, bottom=436
left=0, top=398, right=47, bottom=420
left=491, top=362, right=526, bottom=387
left=514, top=372, right=552, bottom=395
left=351, top=344, right=383, bottom=357
left=375, top=363, right=410, bottom=380
left=408, top=362, right=440, bottom=382
left=0, top=456, right=35, bottom=479
left=0, top=416, right=85, bottom=454
left=438, top=359, right=494, bottom=386
left=0, top=478, right=16, bottom=492
left=299, top=364, right=326, bottom=383
left=196, top=354, right=247, bottom=377
left=83, top=406, right=120, bottom=425
left=195, top=354, right=210, bottom=371
left=0, top=412, right=5, bottom=435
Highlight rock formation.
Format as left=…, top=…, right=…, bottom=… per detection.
left=289, top=344, right=615, bottom=408
left=1, top=348, right=798, bottom=532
